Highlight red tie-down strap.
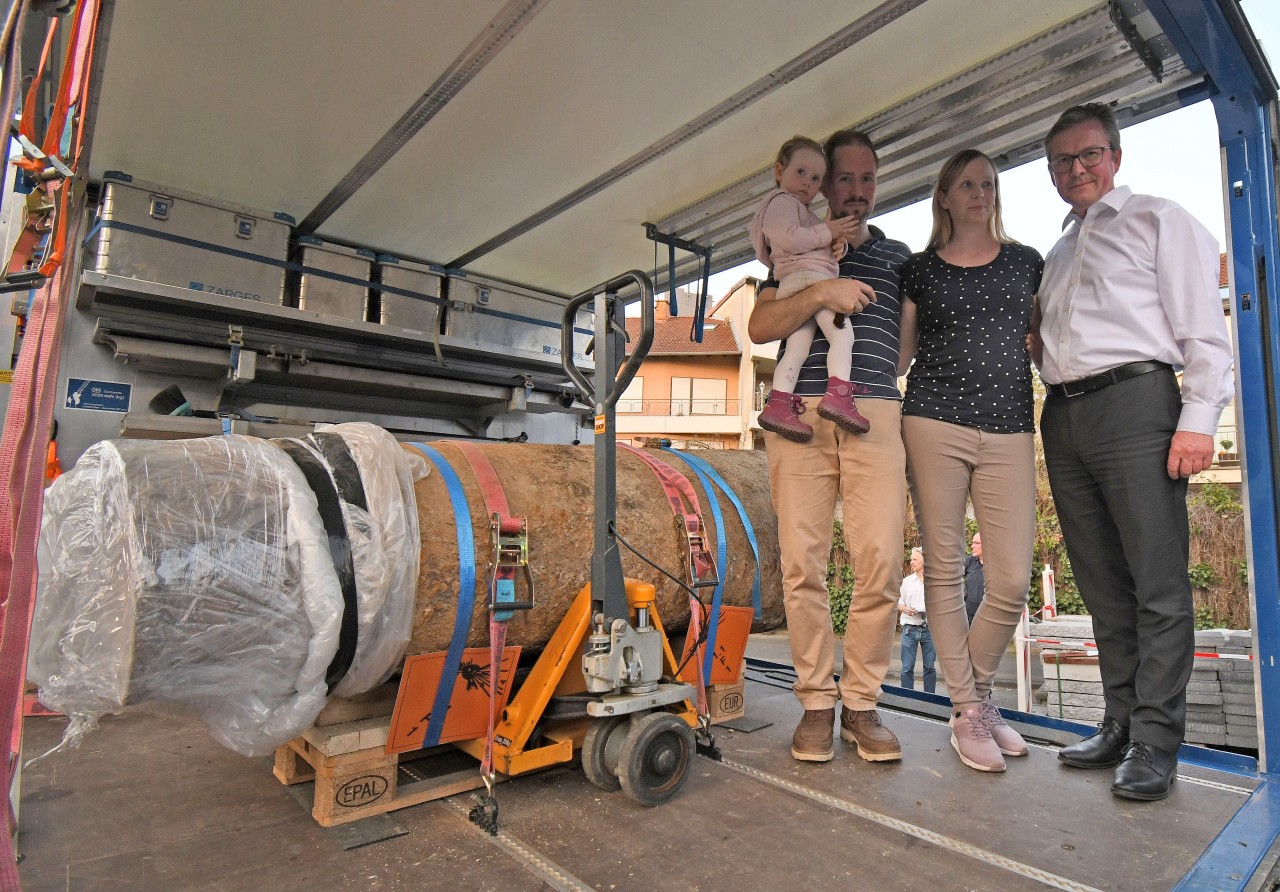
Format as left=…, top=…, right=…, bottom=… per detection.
left=0, top=234, right=76, bottom=890
left=679, top=588, right=709, bottom=717
left=0, top=0, right=98, bottom=832
left=443, top=441, right=534, bottom=835
left=616, top=443, right=717, bottom=587
left=444, top=441, right=534, bottom=617
left=616, top=443, right=720, bottom=718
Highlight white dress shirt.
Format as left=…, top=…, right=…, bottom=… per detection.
left=898, top=573, right=926, bottom=627
left=1038, top=186, right=1234, bottom=435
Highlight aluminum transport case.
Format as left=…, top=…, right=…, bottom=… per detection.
left=373, top=255, right=444, bottom=333
left=289, top=236, right=375, bottom=323
left=86, top=171, right=292, bottom=304
left=445, top=271, right=589, bottom=364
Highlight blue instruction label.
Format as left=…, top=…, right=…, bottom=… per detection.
left=65, top=379, right=132, bottom=413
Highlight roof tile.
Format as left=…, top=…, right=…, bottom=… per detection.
left=624, top=316, right=740, bottom=355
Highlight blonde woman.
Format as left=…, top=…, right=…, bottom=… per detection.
left=898, top=149, right=1041, bottom=772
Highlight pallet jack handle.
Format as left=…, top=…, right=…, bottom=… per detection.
left=560, top=269, right=654, bottom=410
left=561, top=270, right=655, bottom=627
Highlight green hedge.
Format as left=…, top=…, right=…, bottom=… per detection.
left=826, top=477, right=1246, bottom=633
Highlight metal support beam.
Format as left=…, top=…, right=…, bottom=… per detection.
left=644, top=222, right=711, bottom=341
left=1147, top=0, right=1280, bottom=772
left=295, top=0, right=547, bottom=235
left=1219, top=99, right=1280, bottom=774
left=447, top=0, right=926, bottom=269
left=646, top=4, right=1202, bottom=298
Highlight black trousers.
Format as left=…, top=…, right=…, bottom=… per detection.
left=1041, top=369, right=1193, bottom=752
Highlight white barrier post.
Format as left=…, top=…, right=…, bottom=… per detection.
left=1016, top=604, right=1032, bottom=713
left=1042, top=565, right=1057, bottom=620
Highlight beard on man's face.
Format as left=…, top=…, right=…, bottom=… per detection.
left=834, top=201, right=869, bottom=221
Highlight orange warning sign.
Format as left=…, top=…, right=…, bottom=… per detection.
left=386, top=646, right=521, bottom=754
left=684, top=604, right=753, bottom=685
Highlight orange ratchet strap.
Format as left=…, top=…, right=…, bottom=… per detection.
left=6, top=0, right=100, bottom=289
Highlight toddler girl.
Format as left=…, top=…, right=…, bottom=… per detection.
left=749, top=136, right=868, bottom=441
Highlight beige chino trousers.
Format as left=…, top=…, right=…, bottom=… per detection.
left=765, top=397, right=906, bottom=711
left=902, top=415, right=1035, bottom=707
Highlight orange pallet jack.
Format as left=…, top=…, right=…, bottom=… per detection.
left=426, top=270, right=713, bottom=834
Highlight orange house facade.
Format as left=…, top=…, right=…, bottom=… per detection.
left=619, top=279, right=775, bottom=450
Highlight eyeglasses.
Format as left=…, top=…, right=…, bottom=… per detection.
left=1048, top=146, right=1113, bottom=174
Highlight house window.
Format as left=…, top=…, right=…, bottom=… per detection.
left=671, top=377, right=692, bottom=415
left=671, top=377, right=727, bottom=414
left=691, top=378, right=727, bottom=414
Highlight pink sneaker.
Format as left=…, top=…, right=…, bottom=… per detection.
left=816, top=377, right=870, bottom=434
left=759, top=390, right=813, bottom=443
left=950, top=704, right=1005, bottom=772
left=979, top=699, right=1028, bottom=757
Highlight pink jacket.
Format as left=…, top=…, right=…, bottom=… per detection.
left=748, top=189, right=837, bottom=281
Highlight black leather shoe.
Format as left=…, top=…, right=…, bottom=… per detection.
left=1111, top=741, right=1178, bottom=801
left=1058, top=719, right=1129, bottom=769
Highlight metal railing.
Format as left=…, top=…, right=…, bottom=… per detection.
left=616, top=398, right=740, bottom=416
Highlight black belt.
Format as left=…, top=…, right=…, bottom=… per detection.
left=1046, top=361, right=1172, bottom=399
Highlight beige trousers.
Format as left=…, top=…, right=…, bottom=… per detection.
left=901, top=416, right=1035, bottom=707
left=766, top=397, right=906, bottom=711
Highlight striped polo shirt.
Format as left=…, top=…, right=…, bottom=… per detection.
left=770, top=226, right=912, bottom=399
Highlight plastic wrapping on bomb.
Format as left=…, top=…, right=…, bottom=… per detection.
left=296, top=422, right=422, bottom=697
left=28, top=424, right=426, bottom=757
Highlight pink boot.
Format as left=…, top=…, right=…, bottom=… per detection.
left=816, top=377, right=870, bottom=434
left=758, top=390, right=813, bottom=443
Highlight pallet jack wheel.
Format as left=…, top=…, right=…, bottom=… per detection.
left=581, top=714, right=629, bottom=791
left=617, top=711, right=694, bottom=807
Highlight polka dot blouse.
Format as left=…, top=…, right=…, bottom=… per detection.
left=900, top=243, right=1043, bottom=433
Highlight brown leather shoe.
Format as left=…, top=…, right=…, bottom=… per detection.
left=840, top=706, right=902, bottom=762
left=791, top=707, right=835, bottom=762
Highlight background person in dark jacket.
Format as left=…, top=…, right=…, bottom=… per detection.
left=963, top=532, right=984, bottom=624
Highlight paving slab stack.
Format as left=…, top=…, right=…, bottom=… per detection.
left=1190, top=629, right=1257, bottom=749
left=1034, top=620, right=1257, bottom=749
left=1035, top=616, right=1104, bottom=723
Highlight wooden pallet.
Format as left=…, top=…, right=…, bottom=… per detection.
left=273, top=700, right=499, bottom=827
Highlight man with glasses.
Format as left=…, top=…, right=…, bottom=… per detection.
left=1031, top=103, right=1233, bottom=800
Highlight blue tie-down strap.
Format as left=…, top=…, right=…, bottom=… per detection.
left=409, top=443, right=476, bottom=748
left=659, top=451, right=726, bottom=681
left=662, top=447, right=762, bottom=618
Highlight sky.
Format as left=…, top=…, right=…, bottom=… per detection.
left=703, top=0, right=1280, bottom=299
